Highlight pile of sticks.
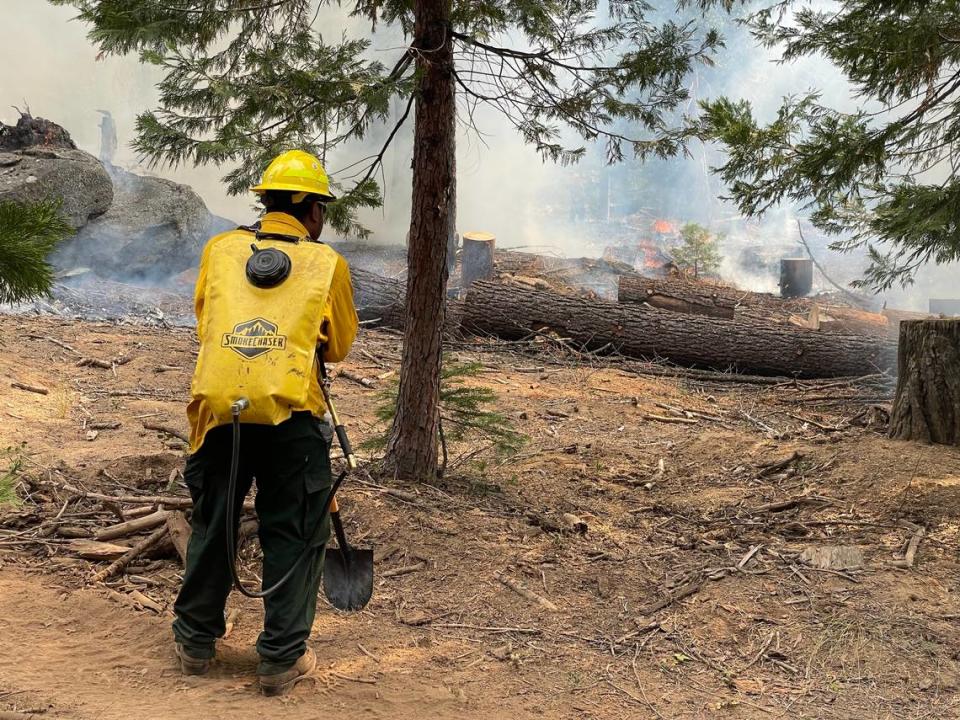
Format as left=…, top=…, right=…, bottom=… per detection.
left=0, top=473, right=257, bottom=608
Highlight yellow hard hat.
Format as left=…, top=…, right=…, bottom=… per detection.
left=251, top=150, right=336, bottom=201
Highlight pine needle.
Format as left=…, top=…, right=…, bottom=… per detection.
left=0, top=200, right=73, bottom=304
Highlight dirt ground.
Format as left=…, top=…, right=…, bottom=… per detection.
left=1, top=314, right=959, bottom=720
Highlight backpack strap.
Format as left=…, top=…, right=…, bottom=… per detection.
left=237, top=221, right=324, bottom=244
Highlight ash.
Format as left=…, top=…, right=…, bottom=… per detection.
left=4, top=275, right=194, bottom=327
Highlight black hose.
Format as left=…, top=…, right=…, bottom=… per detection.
left=225, top=408, right=345, bottom=599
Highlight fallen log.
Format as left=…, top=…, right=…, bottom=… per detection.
left=617, top=274, right=826, bottom=324
left=618, top=274, right=780, bottom=307
left=462, top=281, right=897, bottom=377
left=351, top=266, right=461, bottom=332
left=618, top=274, right=739, bottom=319
left=351, top=267, right=406, bottom=329
left=618, top=275, right=896, bottom=338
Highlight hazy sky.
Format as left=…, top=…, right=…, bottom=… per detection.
left=0, top=1, right=557, bottom=244
left=2, top=2, right=953, bottom=308
left=0, top=2, right=820, bottom=241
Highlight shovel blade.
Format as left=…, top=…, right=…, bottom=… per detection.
left=322, top=546, right=374, bottom=611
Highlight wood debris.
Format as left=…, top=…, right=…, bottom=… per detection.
left=10, top=381, right=48, bottom=395
left=496, top=572, right=559, bottom=612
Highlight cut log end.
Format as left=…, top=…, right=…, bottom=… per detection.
left=462, top=232, right=496, bottom=289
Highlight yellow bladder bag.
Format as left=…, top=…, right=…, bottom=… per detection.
left=191, top=230, right=337, bottom=429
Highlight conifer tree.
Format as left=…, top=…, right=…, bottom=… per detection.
left=672, top=222, right=721, bottom=277
left=366, top=357, right=524, bottom=476
left=55, top=0, right=720, bottom=479
left=696, top=1, right=960, bottom=290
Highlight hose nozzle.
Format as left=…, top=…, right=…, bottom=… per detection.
left=231, top=397, right=250, bottom=416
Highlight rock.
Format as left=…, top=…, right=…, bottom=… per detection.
left=0, top=115, right=112, bottom=229
left=53, top=166, right=235, bottom=280
left=0, top=146, right=113, bottom=229
left=798, top=545, right=864, bottom=570
left=1, top=113, right=235, bottom=281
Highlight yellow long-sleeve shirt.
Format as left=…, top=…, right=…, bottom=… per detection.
left=187, top=212, right=358, bottom=452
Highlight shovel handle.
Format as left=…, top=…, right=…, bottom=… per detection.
left=330, top=506, right=350, bottom=557
left=329, top=495, right=339, bottom=513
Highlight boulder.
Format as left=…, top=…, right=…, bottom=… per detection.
left=0, top=147, right=114, bottom=229
left=1, top=114, right=235, bottom=281
left=53, top=166, right=235, bottom=281
left=0, top=115, right=113, bottom=229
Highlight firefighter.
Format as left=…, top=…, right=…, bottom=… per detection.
left=172, top=150, right=358, bottom=696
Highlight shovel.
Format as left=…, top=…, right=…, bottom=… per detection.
left=323, top=495, right=374, bottom=611
left=318, top=359, right=374, bottom=611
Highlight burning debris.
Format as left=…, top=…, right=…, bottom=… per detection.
left=0, top=112, right=76, bottom=151
left=602, top=217, right=680, bottom=276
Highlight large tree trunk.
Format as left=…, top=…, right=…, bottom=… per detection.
left=889, top=319, right=960, bottom=444
left=352, top=267, right=406, bottom=328
left=385, top=0, right=455, bottom=480
left=462, top=281, right=896, bottom=377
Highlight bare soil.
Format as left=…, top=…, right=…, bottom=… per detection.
left=1, top=314, right=959, bottom=719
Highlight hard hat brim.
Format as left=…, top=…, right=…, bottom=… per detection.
left=251, top=182, right=336, bottom=201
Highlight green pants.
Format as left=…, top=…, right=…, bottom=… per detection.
left=172, top=412, right=333, bottom=674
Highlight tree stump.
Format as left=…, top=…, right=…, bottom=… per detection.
left=461, top=231, right=496, bottom=288
left=889, top=319, right=960, bottom=444
left=779, top=258, right=813, bottom=298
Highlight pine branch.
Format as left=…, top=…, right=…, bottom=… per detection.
left=0, top=200, right=73, bottom=304
left=695, top=0, right=960, bottom=289
left=53, top=1, right=725, bottom=238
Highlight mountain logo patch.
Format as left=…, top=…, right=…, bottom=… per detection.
left=222, top=317, right=287, bottom=359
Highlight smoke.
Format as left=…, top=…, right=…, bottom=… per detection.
left=1, top=1, right=955, bottom=312
left=687, top=1, right=959, bottom=311
left=0, top=3, right=251, bottom=221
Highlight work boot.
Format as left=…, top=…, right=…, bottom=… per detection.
left=176, top=643, right=211, bottom=676
left=258, top=647, right=316, bottom=697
